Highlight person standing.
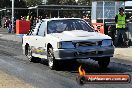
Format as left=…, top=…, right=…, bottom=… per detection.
left=26, top=12, right=33, bottom=30
left=26, top=13, right=30, bottom=21
left=7, top=19, right=12, bottom=33
left=115, top=7, right=128, bottom=47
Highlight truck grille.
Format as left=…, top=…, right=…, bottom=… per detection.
left=77, top=42, right=97, bottom=47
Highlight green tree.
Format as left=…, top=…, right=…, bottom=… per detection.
left=78, top=0, right=91, bottom=5
left=26, top=0, right=43, bottom=6
left=0, top=0, right=26, bottom=8
left=47, top=0, right=76, bottom=5
left=14, top=0, right=26, bottom=7
left=47, top=0, right=91, bottom=5
left=0, top=0, right=11, bottom=8
left=46, top=0, right=59, bottom=4
left=59, top=0, right=76, bottom=5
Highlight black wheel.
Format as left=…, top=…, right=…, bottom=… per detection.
left=76, top=76, right=86, bottom=85
left=26, top=46, right=36, bottom=62
left=64, top=59, right=80, bottom=70
left=47, top=48, right=58, bottom=70
left=98, top=57, right=110, bottom=70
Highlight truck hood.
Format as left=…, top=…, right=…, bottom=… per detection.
left=49, top=30, right=111, bottom=41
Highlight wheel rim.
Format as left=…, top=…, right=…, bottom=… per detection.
left=48, top=49, right=54, bottom=68
left=27, top=47, right=32, bottom=61
left=49, top=58, right=53, bottom=68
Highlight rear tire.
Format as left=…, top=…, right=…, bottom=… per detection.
left=26, top=46, right=36, bottom=62
left=98, top=57, right=110, bottom=70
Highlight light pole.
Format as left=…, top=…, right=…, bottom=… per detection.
left=12, top=0, right=14, bottom=33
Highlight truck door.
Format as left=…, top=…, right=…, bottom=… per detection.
left=33, top=21, right=47, bottom=56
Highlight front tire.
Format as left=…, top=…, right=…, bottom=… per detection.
left=98, top=57, right=110, bottom=70
left=47, top=48, right=58, bottom=70
left=64, top=59, right=79, bottom=70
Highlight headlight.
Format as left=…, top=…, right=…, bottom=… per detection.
left=57, top=41, right=75, bottom=49
left=101, top=39, right=112, bottom=47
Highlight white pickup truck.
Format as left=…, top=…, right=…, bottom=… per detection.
left=22, top=18, right=114, bottom=70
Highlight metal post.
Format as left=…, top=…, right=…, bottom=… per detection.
left=115, top=1, right=116, bottom=16
left=37, top=8, right=38, bottom=17
left=91, top=1, right=97, bottom=23
left=124, top=1, right=129, bottom=40
left=103, top=1, right=104, bottom=24
left=58, top=10, right=59, bottom=18
left=12, top=0, right=14, bottom=33
left=50, top=12, right=51, bottom=18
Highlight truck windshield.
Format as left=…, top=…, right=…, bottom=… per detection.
left=47, top=19, right=94, bottom=34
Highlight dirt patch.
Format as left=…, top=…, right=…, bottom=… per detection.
left=0, top=70, right=35, bottom=88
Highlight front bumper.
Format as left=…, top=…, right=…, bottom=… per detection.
left=53, top=46, right=114, bottom=60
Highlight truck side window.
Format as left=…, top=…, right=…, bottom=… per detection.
left=32, top=22, right=41, bottom=35
left=37, top=21, right=46, bottom=36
